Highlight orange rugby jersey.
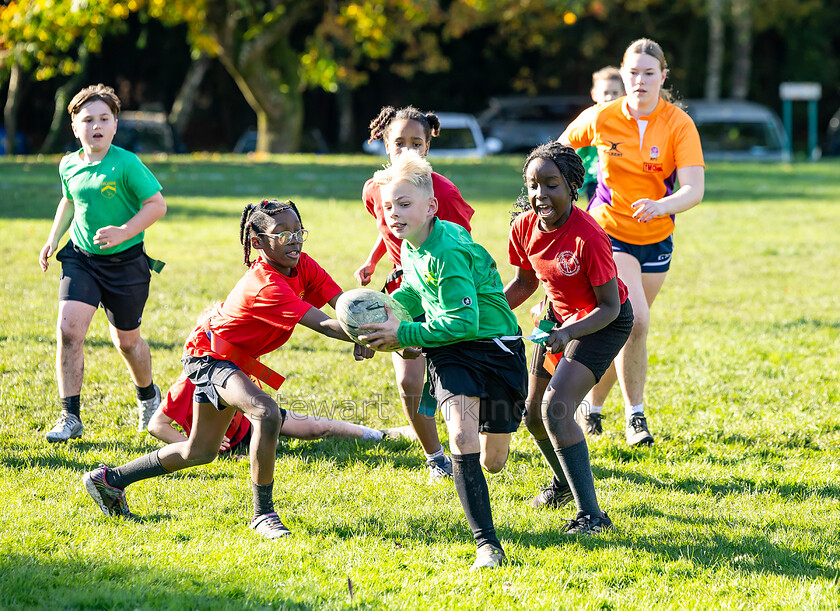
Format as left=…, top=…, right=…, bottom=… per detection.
left=562, top=97, right=704, bottom=245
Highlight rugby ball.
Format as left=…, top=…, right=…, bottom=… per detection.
left=335, top=289, right=412, bottom=350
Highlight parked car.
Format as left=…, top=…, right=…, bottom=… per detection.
left=0, top=126, right=29, bottom=155
left=478, top=95, right=591, bottom=153
left=679, top=99, right=790, bottom=162
left=113, top=111, right=177, bottom=154
left=362, top=112, right=492, bottom=158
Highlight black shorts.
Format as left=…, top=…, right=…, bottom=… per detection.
left=57, top=240, right=151, bottom=331
left=424, top=337, right=527, bottom=434
left=531, top=300, right=634, bottom=382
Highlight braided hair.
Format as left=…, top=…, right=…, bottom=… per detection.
left=511, top=142, right=586, bottom=223
left=367, top=105, right=441, bottom=144
left=239, top=199, right=303, bottom=266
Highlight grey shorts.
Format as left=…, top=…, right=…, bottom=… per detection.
left=181, top=354, right=241, bottom=410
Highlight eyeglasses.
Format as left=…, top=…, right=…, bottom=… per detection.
left=258, top=229, right=309, bottom=245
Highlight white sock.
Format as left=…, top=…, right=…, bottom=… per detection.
left=360, top=426, right=383, bottom=441
left=625, top=403, right=644, bottom=419
left=588, top=404, right=604, bottom=415
left=424, top=447, right=445, bottom=461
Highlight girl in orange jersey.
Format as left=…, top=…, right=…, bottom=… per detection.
left=560, top=38, right=705, bottom=446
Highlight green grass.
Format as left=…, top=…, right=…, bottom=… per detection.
left=0, top=154, right=838, bottom=610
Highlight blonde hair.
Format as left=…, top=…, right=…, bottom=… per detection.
left=622, top=38, right=672, bottom=102
left=67, top=83, right=121, bottom=118
left=372, top=150, right=434, bottom=198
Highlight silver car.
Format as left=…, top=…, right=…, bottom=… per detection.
left=679, top=99, right=790, bottom=162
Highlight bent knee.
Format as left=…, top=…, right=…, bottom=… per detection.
left=481, top=455, right=508, bottom=474
left=182, top=446, right=218, bottom=467
left=249, top=400, right=283, bottom=434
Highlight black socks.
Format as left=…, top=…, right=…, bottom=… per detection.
left=252, top=481, right=275, bottom=519
left=106, top=450, right=170, bottom=490
left=136, top=382, right=157, bottom=401
left=555, top=440, right=601, bottom=517
left=61, top=395, right=80, bottom=418
left=452, top=452, right=500, bottom=550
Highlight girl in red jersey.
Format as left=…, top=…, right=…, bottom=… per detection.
left=560, top=39, right=705, bottom=446
left=354, top=106, right=475, bottom=481
left=82, top=199, right=371, bottom=539
left=505, top=142, right=634, bottom=534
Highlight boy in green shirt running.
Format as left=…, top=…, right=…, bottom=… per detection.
left=360, top=151, right=527, bottom=571
left=39, top=84, right=167, bottom=441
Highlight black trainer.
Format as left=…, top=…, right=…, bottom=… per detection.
left=575, top=409, right=603, bottom=436
left=531, top=478, right=574, bottom=509
left=626, top=414, right=654, bottom=446
left=562, top=511, right=613, bottom=535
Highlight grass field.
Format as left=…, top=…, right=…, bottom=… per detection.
left=0, top=154, right=838, bottom=610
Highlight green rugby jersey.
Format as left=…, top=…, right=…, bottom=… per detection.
left=60, top=145, right=162, bottom=255
left=393, top=219, right=518, bottom=348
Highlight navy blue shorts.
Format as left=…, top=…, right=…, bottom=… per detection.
left=57, top=240, right=151, bottom=330
left=610, top=235, right=673, bottom=273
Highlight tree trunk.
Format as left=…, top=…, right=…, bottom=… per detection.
left=168, top=53, right=212, bottom=139
left=3, top=63, right=23, bottom=156
left=336, top=83, right=354, bottom=152
left=39, top=47, right=90, bottom=154
left=705, top=0, right=724, bottom=101
left=730, top=0, right=752, bottom=100
left=216, top=44, right=303, bottom=153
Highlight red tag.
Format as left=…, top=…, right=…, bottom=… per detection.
left=643, top=162, right=663, bottom=173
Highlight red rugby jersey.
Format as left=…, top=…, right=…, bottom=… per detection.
left=509, top=206, right=628, bottom=321
left=183, top=254, right=341, bottom=359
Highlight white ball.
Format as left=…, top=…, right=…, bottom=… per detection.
left=335, top=288, right=412, bottom=351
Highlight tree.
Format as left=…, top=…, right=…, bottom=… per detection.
left=0, top=0, right=136, bottom=154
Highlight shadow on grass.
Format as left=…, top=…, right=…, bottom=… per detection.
left=595, top=463, right=840, bottom=500
left=0, top=553, right=320, bottom=610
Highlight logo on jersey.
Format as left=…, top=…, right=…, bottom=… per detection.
left=556, top=251, right=580, bottom=276
left=423, top=271, right=438, bottom=287
left=101, top=181, right=117, bottom=199
left=649, top=146, right=660, bottom=160
left=604, top=140, right=623, bottom=157
left=462, top=297, right=473, bottom=307
left=643, top=162, right=663, bottom=173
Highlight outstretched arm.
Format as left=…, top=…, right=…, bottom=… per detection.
left=298, top=305, right=374, bottom=360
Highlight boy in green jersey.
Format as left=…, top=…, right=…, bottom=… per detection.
left=39, top=84, right=167, bottom=441
left=360, top=151, right=527, bottom=571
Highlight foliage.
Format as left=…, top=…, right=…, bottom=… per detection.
left=0, top=155, right=838, bottom=608
left=0, top=0, right=134, bottom=79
